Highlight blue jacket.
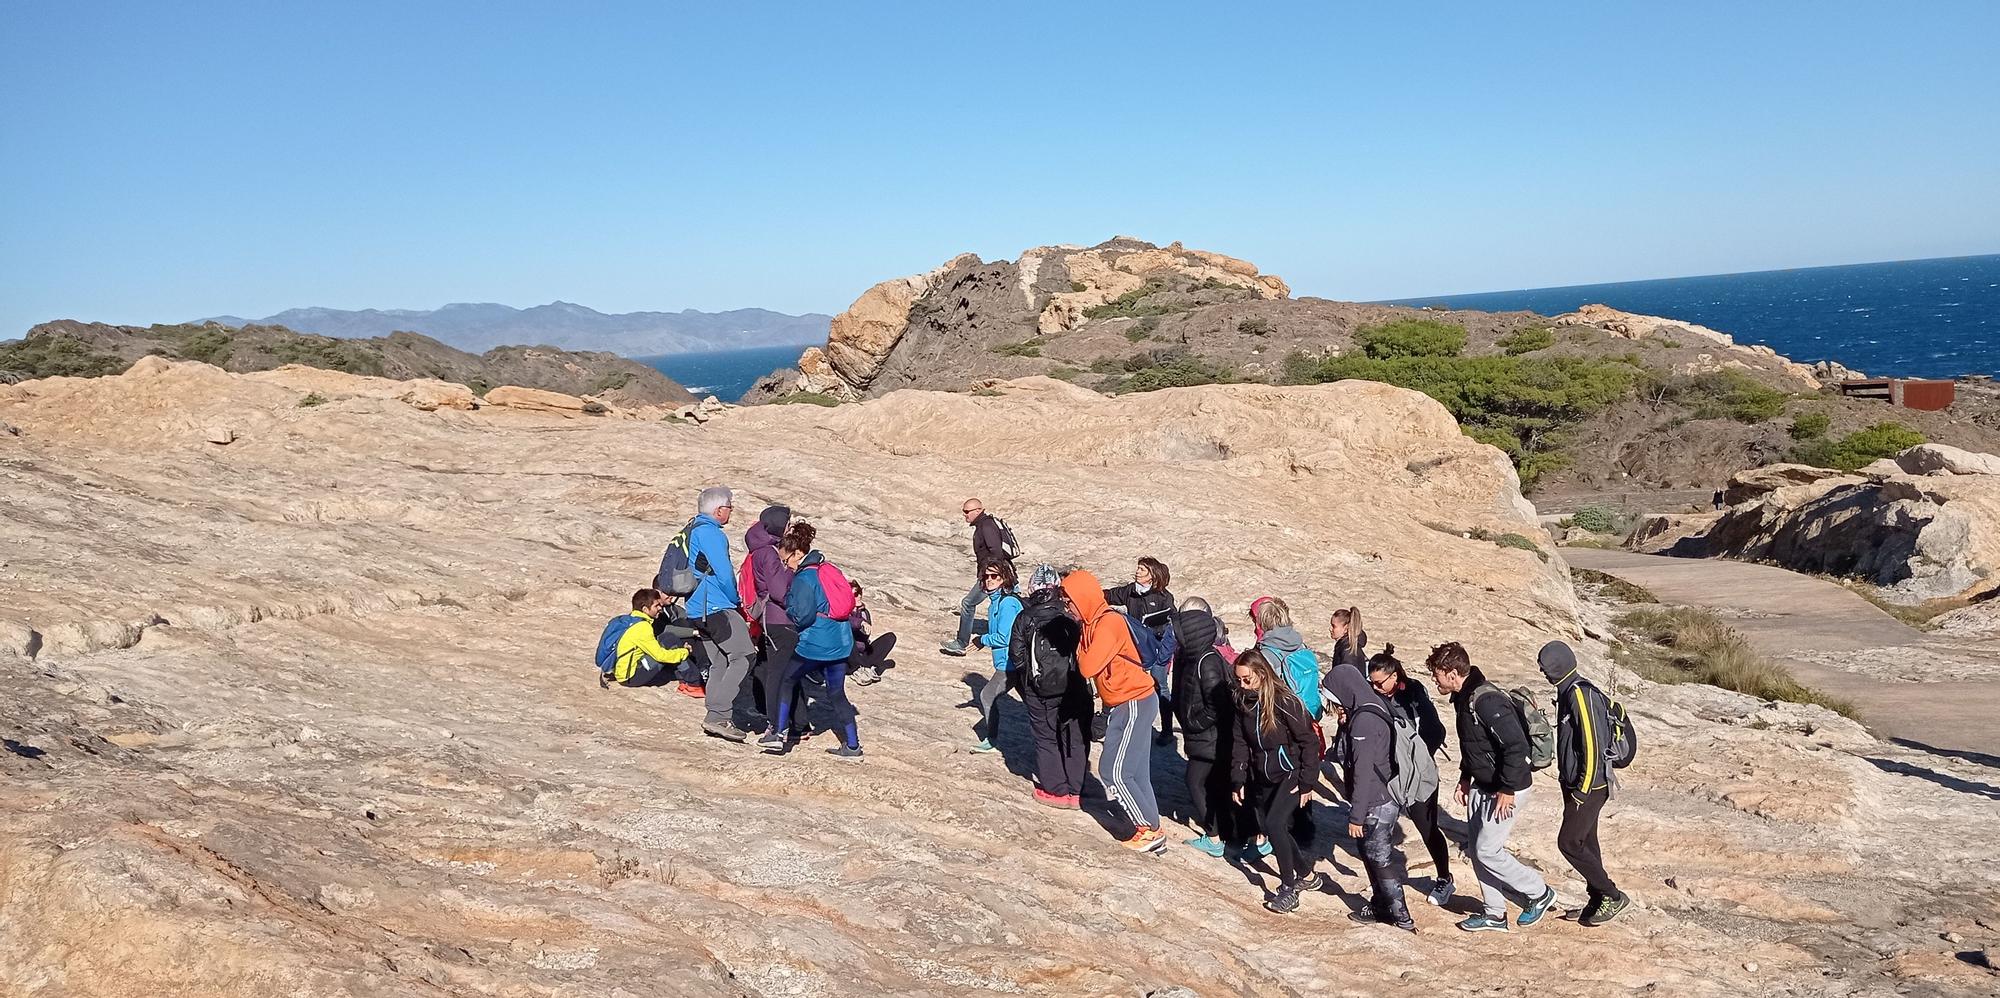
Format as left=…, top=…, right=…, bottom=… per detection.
left=975, top=587, right=1024, bottom=670
left=686, top=513, right=739, bottom=618
left=785, top=552, right=853, bottom=662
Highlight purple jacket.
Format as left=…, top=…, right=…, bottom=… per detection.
left=746, top=508, right=796, bottom=628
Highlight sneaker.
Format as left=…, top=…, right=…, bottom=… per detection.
left=1059, top=794, right=1082, bottom=810
left=1517, top=887, right=1559, bottom=927
left=970, top=740, right=997, bottom=754
left=851, top=669, right=879, bottom=686
left=1122, top=827, right=1166, bottom=853
left=939, top=640, right=969, bottom=657
left=825, top=744, right=864, bottom=759
left=1033, top=788, right=1064, bottom=808
left=1264, top=886, right=1301, bottom=914
left=676, top=683, right=706, bottom=698
left=1256, top=839, right=1274, bottom=858
left=757, top=732, right=789, bottom=755
left=1580, top=891, right=1628, bottom=927
left=1154, top=730, right=1175, bottom=746
left=701, top=721, right=749, bottom=743
left=597, top=672, right=610, bottom=690
left=1297, top=872, right=1330, bottom=894
left=1185, top=835, right=1226, bottom=858
left=1457, top=914, right=1511, bottom=933
left=1426, top=876, right=1456, bottom=908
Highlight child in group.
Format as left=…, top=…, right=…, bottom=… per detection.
left=848, top=582, right=896, bottom=685
left=595, top=588, right=695, bottom=688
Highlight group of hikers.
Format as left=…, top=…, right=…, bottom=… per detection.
left=596, top=489, right=1638, bottom=930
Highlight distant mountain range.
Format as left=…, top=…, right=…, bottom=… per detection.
left=196, top=302, right=831, bottom=357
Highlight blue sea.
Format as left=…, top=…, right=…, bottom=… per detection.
left=641, top=343, right=814, bottom=401
left=1386, top=254, right=2000, bottom=379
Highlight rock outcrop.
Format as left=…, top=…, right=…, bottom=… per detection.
left=751, top=238, right=1290, bottom=400
left=4, top=363, right=1997, bottom=996
left=1669, top=448, right=2000, bottom=602
left=1552, top=304, right=1822, bottom=390
left=1897, top=442, right=2000, bottom=477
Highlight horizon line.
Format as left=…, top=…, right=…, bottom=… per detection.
left=1373, top=250, right=2000, bottom=304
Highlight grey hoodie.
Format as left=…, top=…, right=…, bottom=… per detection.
left=1328, top=665, right=1395, bottom=819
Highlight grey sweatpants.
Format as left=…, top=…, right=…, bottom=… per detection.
left=976, top=666, right=1012, bottom=743
left=1101, top=694, right=1162, bottom=832
left=1466, top=787, right=1547, bottom=919
left=693, top=610, right=757, bottom=727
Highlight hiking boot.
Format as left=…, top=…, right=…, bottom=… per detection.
left=701, top=721, right=749, bottom=743
left=970, top=740, right=997, bottom=754
left=676, top=682, right=706, bottom=698
left=1185, top=835, right=1226, bottom=858
left=1457, top=914, right=1511, bottom=933
left=1298, top=872, right=1330, bottom=894
left=1581, top=891, right=1628, bottom=927
left=1264, top=885, right=1301, bottom=914
left=825, top=744, right=864, bottom=760
left=757, top=731, right=789, bottom=755
left=939, top=640, right=969, bottom=657
left=1426, top=876, right=1456, bottom=907
left=1517, top=887, right=1559, bottom=927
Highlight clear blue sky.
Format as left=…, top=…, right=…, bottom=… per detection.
left=4, top=2, right=1997, bottom=335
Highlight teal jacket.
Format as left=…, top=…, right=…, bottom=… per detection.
left=975, top=587, right=1024, bottom=670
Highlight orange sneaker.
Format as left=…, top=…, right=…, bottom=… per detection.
left=676, top=683, right=706, bottom=698
left=1122, top=827, right=1167, bottom=853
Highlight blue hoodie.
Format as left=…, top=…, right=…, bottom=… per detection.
left=784, top=551, right=853, bottom=662
left=975, top=587, right=1024, bottom=670
left=685, top=513, right=739, bottom=618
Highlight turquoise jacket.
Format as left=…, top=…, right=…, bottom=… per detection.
left=976, top=587, right=1024, bottom=670
left=784, top=551, right=854, bottom=662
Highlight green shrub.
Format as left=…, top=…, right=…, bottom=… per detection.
left=1496, top=326, right=1554, bottom=355
left=0, top=335, right=127, bottom=379
left=1789, top=421, right=1924, bottom=471
left=1069, top=280, right=1087, bottom=293
left=269, top=336, right=386, bottom=377
left=1082, top=280, right=1182, bottom=320
left=1470, top=526, right=1548, bottom=562
left=1195, top=276, right=1247, bottom=292
left=1124, top=326, right=1151, bottom=343
left=1617, top=607, right=1856, bottom=716
left=1048, top=366, right=1085, bottom=382
left=1662, top=370, right=1787, bottom=423
left=993, top=338, right=1045, bottom=358
left=1290, top=351, right=1639, bottom=488
left=466, top=378, right=492, bottom=398
left=1789, top=411, right=1831, bottom=440
left=297, top=392, right=328, bottom=408
left=1355, top=318, right=1467, bottom=360
left=1114, top=354, right=1238, bottom=394
left=1573, top=567, right=1658, bottom=604
left=1570, top=502, right=1637, bottom=536
left=174, top=328, right=236, bottom=367
left=588, top=371, right=634, bottom=395
left=776, top=391, right=844, bottom=406
left=1238, top=317, right=1272, bottom=337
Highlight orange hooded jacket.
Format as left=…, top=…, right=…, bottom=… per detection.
left=1060, top=570, right=1155, bottom=709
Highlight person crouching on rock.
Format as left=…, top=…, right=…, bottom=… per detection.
left=760, top=522, right=863, bottom=759
left=1229, top=648, right=1328, bottom=914
left=601, top=588, right=695, bottom=688
left=847, top=582, right=895, bottom=686
left=1061, top=570, right=1164, bottom=853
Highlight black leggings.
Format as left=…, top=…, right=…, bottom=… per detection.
left=1405, top=789, right=1453, bottom=881
left=1250, top=778, right=1310, bottom=886
left=1182, top=727, right=1236, bottom=842
left=758, top=625, right=808, bottom=736
left=1559, top=785, right=1618, bottom=896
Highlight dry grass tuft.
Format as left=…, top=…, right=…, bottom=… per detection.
left=1617, top=606, right=1857, bottom=717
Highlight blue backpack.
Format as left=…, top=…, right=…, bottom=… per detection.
left=1268, top=645, right=1324, bottom=720
left=1125, top=614, right=1178, bottom=680
left=594, top=615, right=630, bottom=675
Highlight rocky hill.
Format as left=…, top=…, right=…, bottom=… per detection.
left=2, top=362, right=1996, bottom=996
left=746, top=239, right=2000, bottom=498
left=201, top=302, right=832, bottom=356
left=0, top=320, right=697, bottom=407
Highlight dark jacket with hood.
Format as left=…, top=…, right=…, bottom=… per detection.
left=1330, top=632, right=1367, bottom=673
left=1451, top=665, right=1534, bottom=794
left=1229, top=680, right=1322, bottom=790
left=1540, top=641, right=1617, bottom=794
left=1103, top=582, right=1176, bottom=630
left=1328, top=667, right=1396, bottom=819
left=1009, top=586, right=1083, bottom=700
left=970, top=512, right=1009, bottom=572
left=1169, top=608, right=1231, bottom=734
left=1384, top=675, right=1447, bottom=756
left=745, top=505, right=794, bottom=628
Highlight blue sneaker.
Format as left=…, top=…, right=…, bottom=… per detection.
left=1257, top=840, right=1274, bottom=858
left=1457, top=914, right=1511, bottom=933
left=970, top=740, right=997, bottom=753
left=1517, top=887, right=1559, bottom=927
left=1186, top=835, right=1226, bottom=858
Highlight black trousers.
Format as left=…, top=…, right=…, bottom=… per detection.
left=1405, top=788, right=1453, bottom=881
left=1250, top=777, right=1311, bottom=886
left=1559, top=785, right=1619, bottom=896
left=1359, top=800, right=1414, bottom=923
left=1181, top=726, right=1237, bottom=842
left=756, top=624, right=808, bottom=736
left=1024, top=685, right=1091, bottom=798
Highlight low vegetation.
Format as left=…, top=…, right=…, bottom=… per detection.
left=1237, top=316, right=1272, bottom=337
left=1082, top=280, right=1184, bottom=320
left=173, top=328, right=236, bottom=367
left=0, top=335, right=127, bottom=379
left=775, top=391, right=845, bottom=406
left=1788, top=420, right=1924, bottom=471
left=1284, top=319, right=1640, bottom=487
left=1470, top=526, right=1548, bottom=562
left=1496, top=326, right=1554, bottom=355
left=1616, top=607, right=1857, bottom=716
left=297, top=392, right=329, bottom=408
left=1657, top=369, right=1789, bottom=423
left=1572, top=567, right=1658, bottom=604
left=993, top=338, right=1045, bottom=358
left=269, top=336, right=387, bottom=377
left=588, top=371, right=634, bottom=395
left=1113, top=352, right=1240, bottom=394
left=1569, top=502, right=1639, bottom=537
left=1788, top=411, right=1831, bottom=440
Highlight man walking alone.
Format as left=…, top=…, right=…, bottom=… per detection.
left=1540, top=640, right=1631, bottom=926
left=941, top=498, right=1011, bottom=657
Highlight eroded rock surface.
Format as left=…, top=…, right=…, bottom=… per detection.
left=2, top=363, right=1997, bottom=997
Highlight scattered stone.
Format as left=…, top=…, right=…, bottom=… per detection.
left=483, top=385, right=592, bottom=415
left=205, top=426, right=236, bottom=445
left=1743, top=962, right=1759, bottom=973
left=0, top=421, right=18, bottom=437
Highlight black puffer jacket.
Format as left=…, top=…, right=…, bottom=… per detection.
left=1170, top=608, right=1231, bottom=734
left=1451, top=666, right=1533, bottom=793
left=1102, top=583, right=1176, bottom=629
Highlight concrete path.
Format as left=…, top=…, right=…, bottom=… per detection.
left=1565, top=547, right=2000, bottom=763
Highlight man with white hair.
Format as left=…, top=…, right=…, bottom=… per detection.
left=669, top=486, right=757, bottom=742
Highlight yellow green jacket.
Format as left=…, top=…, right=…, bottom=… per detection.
left=612, top=613, right=689, bottom=683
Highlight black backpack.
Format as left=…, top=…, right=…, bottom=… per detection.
left=1024, top=612, right=1080, bottom=699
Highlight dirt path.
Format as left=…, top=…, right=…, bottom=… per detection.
left=1565, top=547, right=2000, bottom=762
